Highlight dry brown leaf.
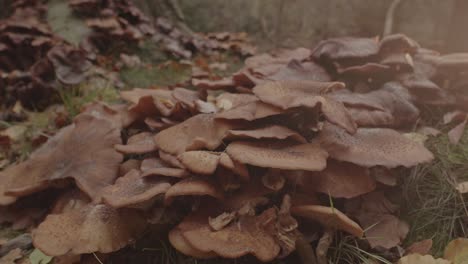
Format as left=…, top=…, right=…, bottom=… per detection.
left=444, top=238, right=468, bottom=263
left=397, top=254, right=450, bottom=264
left=405, top=239, right=433, bottom=256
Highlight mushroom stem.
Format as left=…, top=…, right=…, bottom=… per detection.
left=295, top=232, right=318, bottom=264
left=316, top=229, right=334, bottom=264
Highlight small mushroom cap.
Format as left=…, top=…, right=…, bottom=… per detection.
left=168, top=228, right=217, bottom=259
left=182, top=208, right=280, bottom=262
left=291, top=205, right=364, bottom=237
left=154, top=114, right=237, bottom=155
left=178, top=151, right=220, bottom=175
left=33, top=204, right=146, bottom=256
left=164, top=177, right=224, bottom=205
left=295, top=160, right=376, bottom=199
left=226, top=140, right=328, bottom=171
left=5, top=114, right=123, bottom=201
left=318, top=122, right=434, bottom=168
left=252, top=80, right=356, bottom=133
left=226, top=125, right=306, bottom=143
left=119, top=159, right=141, bottom=177
left=140, top=157, right=188, bottom=178
left=102, top=169, right=171, bottom=208
left=114, top=132, right=157, bottom=154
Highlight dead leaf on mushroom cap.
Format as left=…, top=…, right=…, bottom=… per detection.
left=5, top=114, right=123, bottom=201
left=226, top=125, right=306, bottom=143
left=397, top=254, right=450, bottom=264
left=226, top=140, right=328, bottom=171
left=317, top=122, right=434, bottom=168
left=295, top=160, right=376, bottom=199
left=32, top=203, right=146, bottom=256
left=114, top=132, right=157, bottom=154
left=253, top=80, right=356, bottom=133
left=164, top=177, right=224, bottom=205
left=291, top=205, right=364, bottom=237
left=178, top=151, right=220, bottom=175
left=182, top=208, right=281, bottom=262
left=154, top=114, right=238, bottom=155
left=102, top=169, right=171, bottom=208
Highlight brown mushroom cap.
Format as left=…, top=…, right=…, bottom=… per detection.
left=181, top=208, right=281, bottom=262
left=291, top=205, right=364, bottom=237
left=154, top=114, right=237, bottom=155
left=178, top=151, right=220, bottom=175
left=164, top=177, right=224, bottom=205
left=226, top=140, right=328, bottom=171
left=318, top=122, right=434, bottom=168
left=226, top=125, right=306, bottom=143
left=168, top=228, right=217, bottom=259
left=32, top=204, right=146, bottom=256
left=252, top=80, right=356, bottom=133
left=5, top=114, right=123, bottom=201
left=295, top=160, right=376, bottom=198
left=114, top=132, right=157, bottom=154
left=102, top=169, right=171, bottom=208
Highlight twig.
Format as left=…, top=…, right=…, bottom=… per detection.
left=383, top=0, right=403, bottom=36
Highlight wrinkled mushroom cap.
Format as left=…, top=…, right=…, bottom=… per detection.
left=226, top=140, right=328, bottom=171
left=33, top=204, right=146, bottom=256
left=102, top=169, right=171, bottom=208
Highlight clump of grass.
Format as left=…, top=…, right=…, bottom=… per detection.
left=120, top=62, right=191, bottom=88
left=59, top=80, right=120, bottom=119
left=402, top=131, right=468, bottom=256
left=328, top=235, right=392, bottom=264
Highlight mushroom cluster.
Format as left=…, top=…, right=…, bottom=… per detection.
left=2, top=33, right=468, bottom=262
left=0, top=0, right=90, bottom=112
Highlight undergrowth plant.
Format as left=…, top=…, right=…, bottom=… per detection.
left=402, top=131, right=468, bottom=256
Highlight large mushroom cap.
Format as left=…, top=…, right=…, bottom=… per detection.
left=318, top=122, right=434, bottom=168
left=33, top=204, right=146, bottom=256
left=154, top=114, right=237, bottom=155
left=294, top=160, right=376, bottom=198
left=5, top=114, right=123, bottom=201
left=291, top=205, right=364, bottom=237
left=168, top=228, right=217, bottom=259
left=252, top=80, right=356, bottom=133
left=101, top=169, right=171, bottom=208
left=181, top=208, right=281, bottom=262
left=226, top=140, right=328, bottom=171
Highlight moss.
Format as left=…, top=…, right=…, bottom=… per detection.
left=120, top=62, right=191, bottom=88
left=402, top=131, right=468, bottom=257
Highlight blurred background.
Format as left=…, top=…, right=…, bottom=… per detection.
left=134, top=0, right=468, bottom=52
